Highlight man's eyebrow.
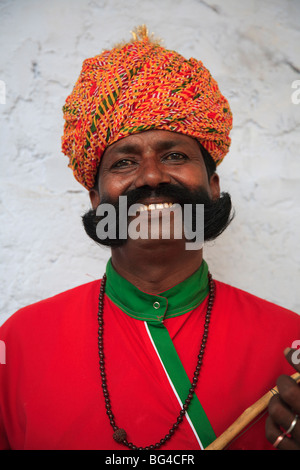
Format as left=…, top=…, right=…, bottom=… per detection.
left=153, top=140, right=183, bottom=151
left=110, top=139, right=185, bottom=155
left=110, top=143, right=141, bottom=155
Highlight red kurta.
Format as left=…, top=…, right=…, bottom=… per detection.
left=0, top=264, right=299, bottom=450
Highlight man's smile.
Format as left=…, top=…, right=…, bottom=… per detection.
left=137, top=202, right=175, bottom=212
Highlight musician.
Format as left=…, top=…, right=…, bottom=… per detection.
left=0, top=27, right=299, bottom=450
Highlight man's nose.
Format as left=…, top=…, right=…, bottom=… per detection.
left=134, top=158, right=172, bottom=188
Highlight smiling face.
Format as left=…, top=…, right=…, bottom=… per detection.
left=83, top=129, right=232, bottom=289
left=89, top=130, right=220, bottom=209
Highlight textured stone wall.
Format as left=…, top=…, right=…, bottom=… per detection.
left=1, top=0, right=300, bottom=325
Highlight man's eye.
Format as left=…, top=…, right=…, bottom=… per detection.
left=164, top=153, right=188, bottom=161
left=112, top=159, right=135, bottom=168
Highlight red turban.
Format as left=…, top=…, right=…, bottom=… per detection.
left=62, top=26, right=232, bottom=189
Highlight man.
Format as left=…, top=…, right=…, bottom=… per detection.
left=0, top=26, right=300, bottom=451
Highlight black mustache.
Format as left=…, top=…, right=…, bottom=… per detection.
left=101, top=183, right=208, bottom=207
left=82, top=183, right=234, bottom=247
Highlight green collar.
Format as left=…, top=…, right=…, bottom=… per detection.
left=105, top=258, right=209, bottom=324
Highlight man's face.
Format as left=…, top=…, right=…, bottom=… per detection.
left=83, top=130, right=233, bottom=248
left=90, top=129, right=220, bottom=208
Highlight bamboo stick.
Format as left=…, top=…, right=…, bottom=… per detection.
left=205, top=372, right=300, bottom=450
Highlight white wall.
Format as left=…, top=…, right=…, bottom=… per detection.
left=1, top=0, right=300, bottom=325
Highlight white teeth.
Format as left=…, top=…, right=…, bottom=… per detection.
left=138, top=202, right=174, bottom=212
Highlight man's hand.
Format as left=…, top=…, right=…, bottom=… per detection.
left=266, top=348, right=300, bottom=450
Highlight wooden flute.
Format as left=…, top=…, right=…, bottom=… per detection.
left=205, top=372, right=300, bottom=450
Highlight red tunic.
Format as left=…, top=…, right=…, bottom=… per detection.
left=0, top=261, right=299, bottom=450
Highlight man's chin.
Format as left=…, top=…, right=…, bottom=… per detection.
left=110, top=237, right=196, bottom=255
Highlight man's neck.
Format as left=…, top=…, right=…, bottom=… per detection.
left=111, top=240, right=203, bottom=294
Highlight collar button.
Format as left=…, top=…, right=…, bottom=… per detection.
left=153, top=301, right=160, bottom=309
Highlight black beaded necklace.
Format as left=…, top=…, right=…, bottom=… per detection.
left=97, top=272, right=215, bottom=450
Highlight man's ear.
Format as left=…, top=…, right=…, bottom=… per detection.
left=209, top=173, right=220, bottom=201
left=89, top=189, right=101, bottom=210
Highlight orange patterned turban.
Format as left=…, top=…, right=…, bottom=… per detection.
left=62, top=26, right=233, bottom=190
